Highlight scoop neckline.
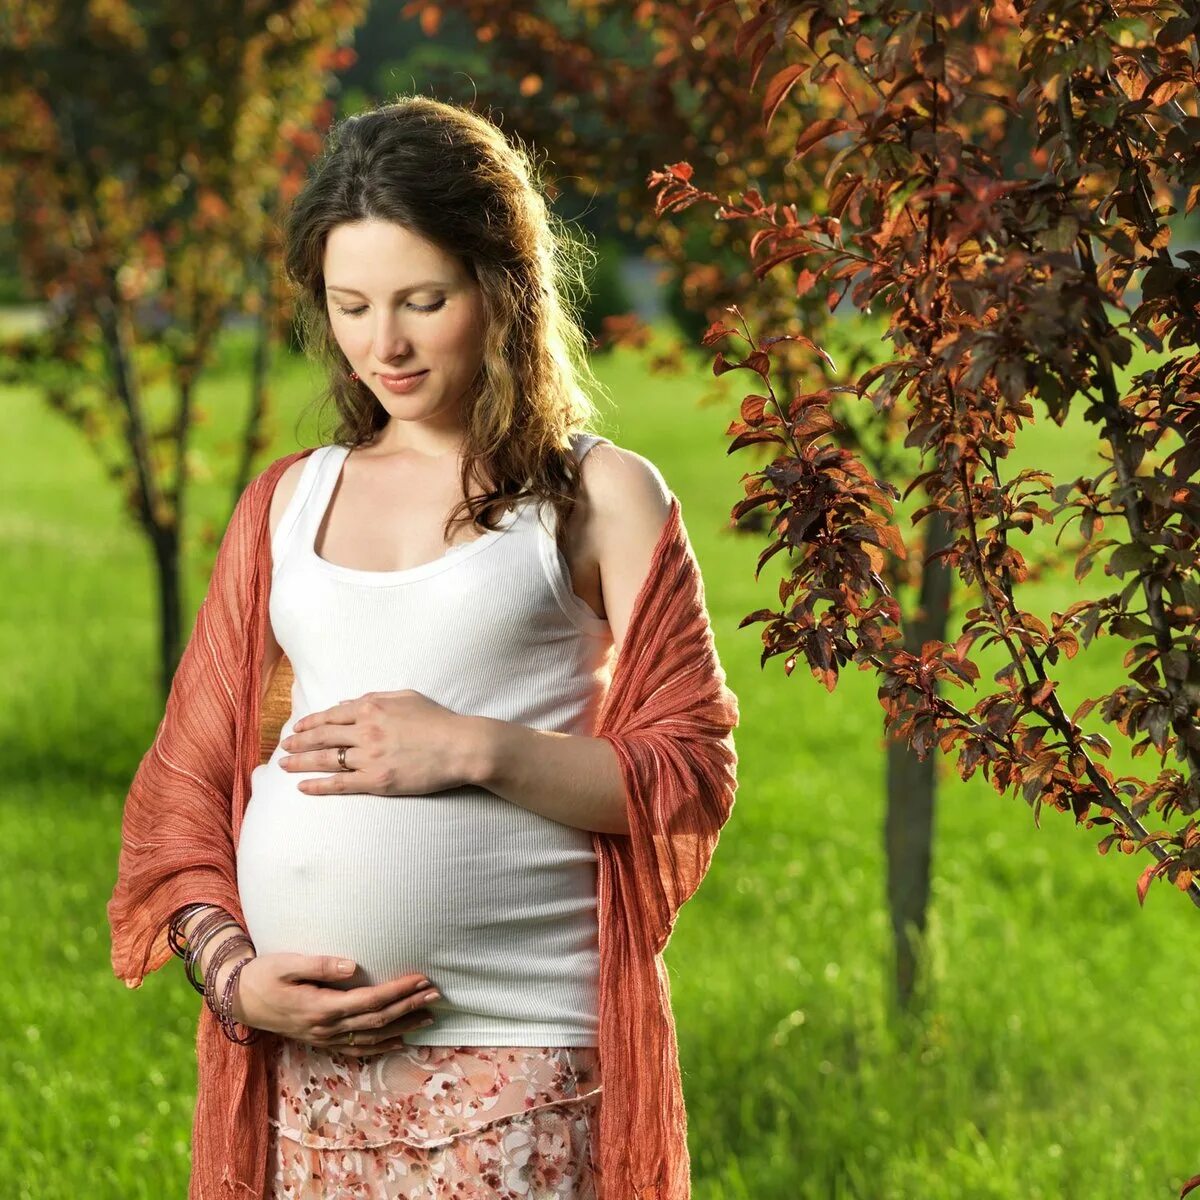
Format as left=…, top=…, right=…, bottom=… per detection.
left=307, top=444, right=524, bottom=587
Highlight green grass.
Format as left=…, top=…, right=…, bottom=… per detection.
left=1, top=320, right=1196, bottom=1199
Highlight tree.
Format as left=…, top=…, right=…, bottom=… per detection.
left=649, top=0, right=1200, bottom=949
left=0, top=0, right=367, bottom=700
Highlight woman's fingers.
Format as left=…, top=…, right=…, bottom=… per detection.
left=278, top=953, right=362, bottom=984
left=352, top=1033, right=426, bottom=1058
left=314, top=987, right=441, bottom=1042
left=324, top=1013, right=436, bottom=1056
left=315, top=975, right=435, bottom=1024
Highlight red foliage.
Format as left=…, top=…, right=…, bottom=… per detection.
left=643, top=1, right=1200, bottom=924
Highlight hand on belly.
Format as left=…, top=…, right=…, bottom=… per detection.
left=235, top=952, right=441, bottom=1057
left=276, top=690, right=482, bottom=796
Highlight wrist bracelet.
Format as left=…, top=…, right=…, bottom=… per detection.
left=170, top=904, right=230, bottom=968
left=181, top=910, right=241, bottom=995
left=171, top=905, right=232, bottom=993
left=218, top=955, right=260, bottom=1045
left=185, top=907, right=236, bottom=948
left=167, top=905, right=260, bottom=1044
left=208, top=938, right=258, bottom=1044
left=167, top=902, right=216, bottom=959
left=185, top=918, right=243, bottom=996
left=202, top=931, right=254, bottom=1019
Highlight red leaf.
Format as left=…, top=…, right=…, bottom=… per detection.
left=1136, top=859, right=1168, bottom=906
left=745, top=350, right=770, bottom=377
left=730, top=429, right=785, bottom=452
left=796, top=267, right=820, bottom=297
left=732, top=493, right=782, bottom=521
left=741, top=394, right=771, bottom=423
left=762, top=65, right=806, bottom=130
left=748, top=26, right=777, bottom=91
left=701, top=320, right=739, bottom=346
left=419, top=5, right=442, bottom=36
left=738, top=607, right=779, bottom=628
left=793, top=118, right=851, bottom=160
left=735, top=10, right=771, bottom=58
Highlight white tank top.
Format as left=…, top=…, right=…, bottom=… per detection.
left=236, top=433, right=614, bottom=1046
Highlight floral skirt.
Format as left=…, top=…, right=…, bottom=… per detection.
left=265, top=1035, right=603, bottom=1199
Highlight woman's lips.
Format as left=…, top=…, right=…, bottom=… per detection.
left=378, top=370, right=430, bottom=393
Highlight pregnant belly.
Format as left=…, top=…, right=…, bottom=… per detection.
left=235, top=761, right=599, bottom=996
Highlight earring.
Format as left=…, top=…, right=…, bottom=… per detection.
left=349, top=371, right=359, bottom=381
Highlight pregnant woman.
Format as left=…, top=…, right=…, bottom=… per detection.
left=109, top=96, right=739, bottom=1200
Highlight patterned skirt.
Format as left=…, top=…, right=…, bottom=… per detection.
left=265, top=1035, right=603, bottom=1199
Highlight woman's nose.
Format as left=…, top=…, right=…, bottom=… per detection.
left=371, top=316, right=412, bottom=362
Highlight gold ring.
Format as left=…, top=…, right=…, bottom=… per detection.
left=347, top=1030, right=355, bottom=1046
left=338, top=746, right=349, bottom=770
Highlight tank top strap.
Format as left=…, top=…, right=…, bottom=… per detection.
left=568, top=430, right=610, bottom=464
left=531, top=430, right=612, bottom=568
left=272, top=444, right=342, bottom=572
left=527, top=432, right=609, bottom=534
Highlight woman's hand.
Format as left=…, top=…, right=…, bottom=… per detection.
left=231, top=953, right=442, bottom=1057
left=277, top=690, right=488, bottom=796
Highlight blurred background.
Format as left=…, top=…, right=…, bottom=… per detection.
left=2, top=3, right=1198, bottom=1198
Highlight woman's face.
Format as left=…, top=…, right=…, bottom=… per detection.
left=323, top=219, right=487, bottom=448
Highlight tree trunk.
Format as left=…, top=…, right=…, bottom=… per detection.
left=233, top=256, right=273, bottom=503
left=884, top=508, right=953, bottom=1012
left=151, top=522, right=184, bottom=704
left=87, top=271, right=184, bottom=704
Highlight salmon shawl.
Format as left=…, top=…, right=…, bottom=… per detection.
left=107, top=447, right=740, bottom=1199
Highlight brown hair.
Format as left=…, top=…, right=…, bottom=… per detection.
left=282, top=94, right=610, bottom=543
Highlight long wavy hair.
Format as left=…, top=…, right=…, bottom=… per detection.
left=282, top=94, right=610, bottom=545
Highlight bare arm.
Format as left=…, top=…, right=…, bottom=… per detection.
left=470, top=445, right=674, bottom=834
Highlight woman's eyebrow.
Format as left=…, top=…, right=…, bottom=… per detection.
left=326, top=281, right=450, bottom=297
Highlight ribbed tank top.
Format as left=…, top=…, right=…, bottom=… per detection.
left=236, top=433, right=614, bottom=1046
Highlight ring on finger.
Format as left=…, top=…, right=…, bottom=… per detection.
left=338, top=745, right=350, bottom=770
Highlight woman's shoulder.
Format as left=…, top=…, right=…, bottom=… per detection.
left=573, top=436, right=671, bottom=517
left=570, top=436, right=674, bottom=571
left=567, top=437, right=676, bottom=651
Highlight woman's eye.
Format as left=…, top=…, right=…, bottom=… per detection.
left=335, top=298, right=446, bottom=317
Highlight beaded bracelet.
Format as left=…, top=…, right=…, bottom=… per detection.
left=183, top=914, right=244, bottom=996
left=175, top=908, right=240, bottom=996
left=168, top=904, right=261, bottom=1044
left=219, top=955, right=259, bottom=1045
left=167, top=902, right=215, bottom=959
left=202, top=930, right=253, bottom=1017
left=168, top=904, right=233, bottom=969
left=202, top=932, right=260, bottom=1041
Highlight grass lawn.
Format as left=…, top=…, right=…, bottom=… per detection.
left=0, top=319, right=1195, bottom=1198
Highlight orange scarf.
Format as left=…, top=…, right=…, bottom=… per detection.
left=107, top=447, right=740, bottom=1199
